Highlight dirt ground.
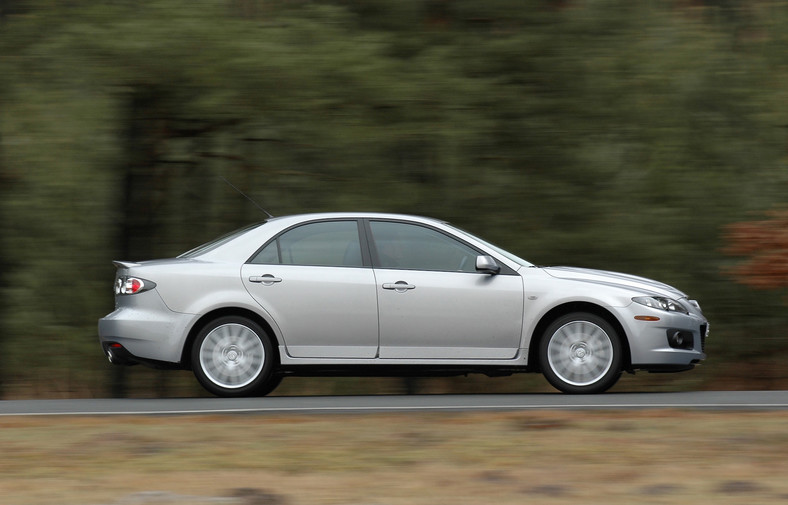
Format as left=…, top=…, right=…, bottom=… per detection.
left=2, top=409, right=788, bottom=505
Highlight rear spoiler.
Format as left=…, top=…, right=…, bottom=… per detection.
left=112, top=260, right=141, bottom=269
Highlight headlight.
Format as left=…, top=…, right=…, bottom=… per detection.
left=632, top=296, right=688, bottom=314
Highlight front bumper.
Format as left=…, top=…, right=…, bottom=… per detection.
left=619, top=302, right=708, bottom=369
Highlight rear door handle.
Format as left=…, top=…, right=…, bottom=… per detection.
left=249, top=274, right=282, bottom=285
left=382, top=281, right=416, bottom=292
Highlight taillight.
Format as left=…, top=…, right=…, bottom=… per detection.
left=114, top=276, right=156, bottom=295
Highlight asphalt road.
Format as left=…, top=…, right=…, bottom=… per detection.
left=1, top=391, right=788, bottom=416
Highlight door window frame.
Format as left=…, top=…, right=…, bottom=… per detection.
left=246, top=218, right=372, bottom=268
left=362, top=218, right=518, bottom=275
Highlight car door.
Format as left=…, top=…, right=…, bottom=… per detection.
left=368, top=220, right=524, bottom=360
left=242, top=219, right=379, bottom=358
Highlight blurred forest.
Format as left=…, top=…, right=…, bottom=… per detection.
left=1, top=0, right=787, bottom=398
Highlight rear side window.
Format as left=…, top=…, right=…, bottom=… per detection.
left=250, top=221, right=364, bottom=267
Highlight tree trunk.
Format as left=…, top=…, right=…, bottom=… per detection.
left=0, top=124, right=6, bottom=398
left=111, top=85, right=168, bottom=398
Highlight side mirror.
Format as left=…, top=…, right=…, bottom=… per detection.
left=476, top=255, right=500, bottom=275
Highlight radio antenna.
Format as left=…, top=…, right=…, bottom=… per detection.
left=220, top=176, right=274, bottom=219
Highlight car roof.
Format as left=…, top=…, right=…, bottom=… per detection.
left=266, top=212, right=446, bottom=225
left=193, top=212, right=451, bottom=262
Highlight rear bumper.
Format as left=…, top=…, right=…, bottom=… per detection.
left=101, top=341, right=184, bottom=369
left=98, top=291, right=195, bottom=365
left=101, top=341, right=138, bottom=365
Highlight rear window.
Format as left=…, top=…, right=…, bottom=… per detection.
left=178, top=222, right=266, bottom=258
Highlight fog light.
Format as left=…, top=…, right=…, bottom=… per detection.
left=667, top=330, right=694, bottom=350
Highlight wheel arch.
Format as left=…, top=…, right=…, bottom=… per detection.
left=527, top=302, right=631, bottom=372
left=180, top=307, right=281, bottom=370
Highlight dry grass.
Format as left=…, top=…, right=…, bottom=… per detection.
left=2, top=410, right=788, bottom=505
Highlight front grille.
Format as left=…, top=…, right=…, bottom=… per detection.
left=700, top=324, right=708, bottom=352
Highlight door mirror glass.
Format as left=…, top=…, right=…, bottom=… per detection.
left=476, top=255, right=500, bottom=275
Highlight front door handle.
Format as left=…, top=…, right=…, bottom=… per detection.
left=249, top=274, right=282, bottom=285
left=382, top=281, right=416, bottom=292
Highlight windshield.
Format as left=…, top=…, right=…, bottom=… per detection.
left=178, top=222, right=265, bottom=258
left=445, top=224, right=533, bottom=267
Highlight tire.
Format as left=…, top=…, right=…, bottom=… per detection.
left=539, top=312, right=622, bottom=394
left=191, top=316, right=277, bottom=397
left=254, top=374, right=284, bottom=397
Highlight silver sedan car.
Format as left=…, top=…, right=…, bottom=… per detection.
left=98, top=212, right=708, bottom=396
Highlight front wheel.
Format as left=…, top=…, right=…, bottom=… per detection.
left=539, top=312, right=622, bottom=394
left=191, top=316, right=277, bottom=397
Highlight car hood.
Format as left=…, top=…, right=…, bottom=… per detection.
left=542, top=266, right=687, bottom=299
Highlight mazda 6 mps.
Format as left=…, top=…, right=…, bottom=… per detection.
left=98, top=212, right=708, bottom=396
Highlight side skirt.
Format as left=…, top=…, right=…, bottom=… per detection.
left=277, top=364, right=531, bottom=378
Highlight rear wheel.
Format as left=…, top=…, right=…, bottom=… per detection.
left=191, top=316, right=278, bottom=397
left=539, top=312, right=622, bottom=394
left=254, top=374, right=284, bottom=397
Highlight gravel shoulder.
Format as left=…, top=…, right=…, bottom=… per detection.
left=2, top=410, right=787, bottom=505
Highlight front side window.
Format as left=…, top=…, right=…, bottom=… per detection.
left=250, top=221, right=363, bottom=267
left=370, top=221, right=479, bottom=272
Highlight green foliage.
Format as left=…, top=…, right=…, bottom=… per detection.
left=1, top=0, right=787, bottom=397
